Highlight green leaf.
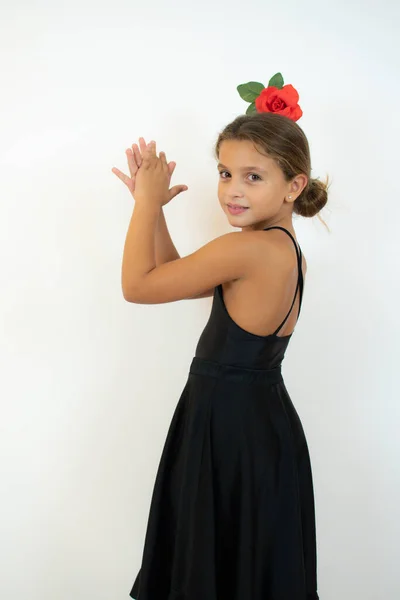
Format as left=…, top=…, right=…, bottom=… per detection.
left=268, top=72, right=284, bottom=89
left=237, top=81, right=265, bottom=102
left=246, top=102, right=257, bottom=115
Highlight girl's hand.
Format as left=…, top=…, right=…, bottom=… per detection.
left=133, top=140, right=170, bottom=207
left=111, top=137, right=188, bottom=206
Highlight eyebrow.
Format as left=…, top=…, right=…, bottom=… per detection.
left=217, top=163, right=267, bottom=172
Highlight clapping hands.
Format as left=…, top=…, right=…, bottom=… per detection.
left=112, top=137, right=188, bottom=207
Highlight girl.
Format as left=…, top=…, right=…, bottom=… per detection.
left=112, top=103, right=328, bottom=599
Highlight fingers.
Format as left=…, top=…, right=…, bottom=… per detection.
left=138, top=137, right=147, bottom=156
left=159, top=151, right=168, bottom=168
left=138, top=138, right=171, bottom=171
left=111, top=167, right=132, bottom=187
left=169, top=184, right=188, bottom=199
left=134, top=137, right=151, bottom=169
left=168, top=161, right=176, bottom=177
left=135, top=137, right=151, bottom=167
left=131, top=143, right=142, bottom=169
left=144, top=140, right=155, bottom=155
left=142, top=140, right=159, bottom=167
left=141, top=141, right=152, bottom=167
left=126, top=147, right=138, bottom=177
left=118, top=138, right=169, bottom=180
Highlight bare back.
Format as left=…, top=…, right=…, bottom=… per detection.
left=220, top=227, right=307, bottom=338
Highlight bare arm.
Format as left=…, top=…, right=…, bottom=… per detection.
left=156, top=208, right=214, bottom=299
left=114, top=137, right=214, bottom=300
left=123, top=208, right=261, bottom=305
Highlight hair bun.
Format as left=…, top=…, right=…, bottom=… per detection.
left=294, top=175, right=330, bottom=218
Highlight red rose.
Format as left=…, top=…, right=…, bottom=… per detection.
left=255, top=84, right=303, bottom=121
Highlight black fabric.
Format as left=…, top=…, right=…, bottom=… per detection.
left=130, top=226, right=319, bottom=600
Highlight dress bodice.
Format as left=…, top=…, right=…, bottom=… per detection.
left=194, top=226, right=304, bottom=370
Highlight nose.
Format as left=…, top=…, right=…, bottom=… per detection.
left=219, top=178, right=246, bottom=200
left=224, top=185, right=245, bottom=199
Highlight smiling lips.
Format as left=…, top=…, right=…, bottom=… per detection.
left=227, top=204, right=249, bottom=215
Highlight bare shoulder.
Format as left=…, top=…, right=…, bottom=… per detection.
left=252, top=228, right=307, bottom=273
left=185, top=231, right=269, bottom=300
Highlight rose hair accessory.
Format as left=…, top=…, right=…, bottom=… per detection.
left=237, top=72, right=303, bottom=122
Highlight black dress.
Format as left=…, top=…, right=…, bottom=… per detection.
left=129, top=226, right=319, bottom=600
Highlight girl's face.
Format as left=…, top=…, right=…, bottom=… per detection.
left=217, top=139, right=305, bottom=231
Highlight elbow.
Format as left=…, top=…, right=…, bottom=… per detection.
left=122, top=284, right=139, bottom=303
left=122, top=274, right=150, bottom=303
left=121, top=271, right=141, bottom=302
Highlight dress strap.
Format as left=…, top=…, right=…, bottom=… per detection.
left=263, top=226, right=304, bottom=336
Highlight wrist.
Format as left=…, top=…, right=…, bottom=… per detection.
left=133, top=200, right=161, bottom=216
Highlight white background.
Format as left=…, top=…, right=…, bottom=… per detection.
left=1, top=1, right=399, bottom=598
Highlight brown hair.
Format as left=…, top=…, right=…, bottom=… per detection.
left=213, top=112, right=331, bottom=230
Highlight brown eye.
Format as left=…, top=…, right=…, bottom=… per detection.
left=218, top=171, right=261, bottom=181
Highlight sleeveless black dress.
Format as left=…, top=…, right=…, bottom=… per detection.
left=129, top=226, right=319, bottom=600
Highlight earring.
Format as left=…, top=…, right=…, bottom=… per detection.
left=288, top=195, right=292, bottom=199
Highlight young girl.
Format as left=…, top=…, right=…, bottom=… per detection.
left=112, top=96, right=328, bottom=599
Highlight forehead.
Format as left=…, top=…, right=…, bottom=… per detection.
left=218, top=139, right=275, bottom=171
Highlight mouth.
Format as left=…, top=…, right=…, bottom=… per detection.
left=227, top=203, right=249, bottom=215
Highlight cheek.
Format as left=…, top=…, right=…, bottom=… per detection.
left=217, top=184, right=226, bottom=200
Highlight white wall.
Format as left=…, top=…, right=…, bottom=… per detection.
left=1, top=1, right=399, bottom=598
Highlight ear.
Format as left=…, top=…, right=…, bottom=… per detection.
left=290, top=173, right=308, bottom=197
